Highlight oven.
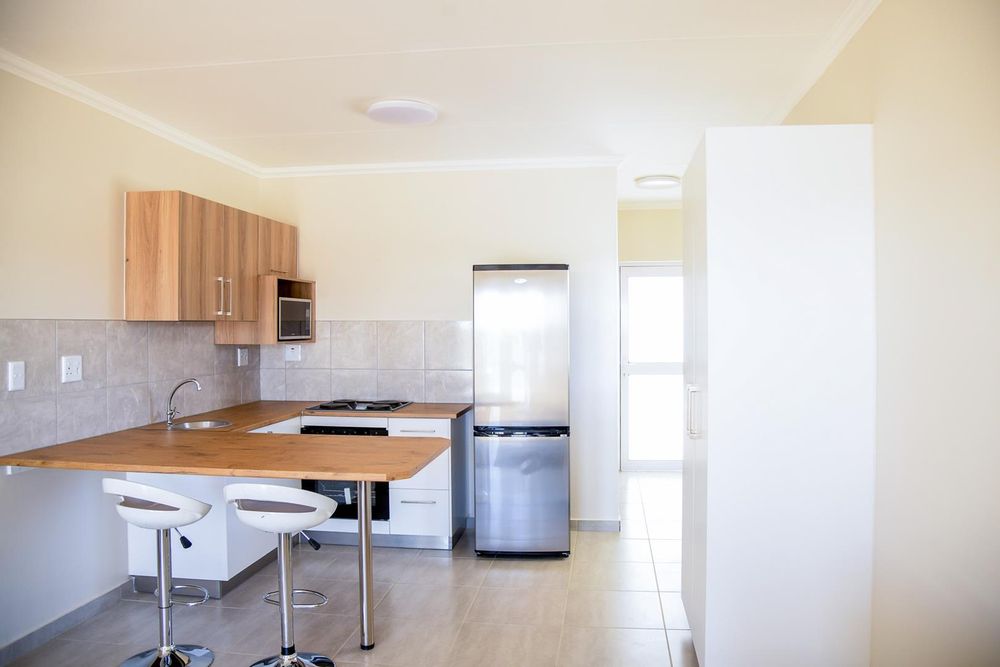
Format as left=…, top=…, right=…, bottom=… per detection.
left=300, top=424, right=390, bottom=521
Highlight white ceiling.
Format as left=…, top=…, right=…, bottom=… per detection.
left=0, top=0, right=870, bottom=203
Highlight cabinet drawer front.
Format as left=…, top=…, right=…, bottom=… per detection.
left=390, top=450, right=450, bottom=491
left=249, top=417, right=301, bottom=434
left=301, top=416, right=389, bottom=428
left=388, top=418, right=450, bottom=438
left=390, top=489, right=450, bottom=537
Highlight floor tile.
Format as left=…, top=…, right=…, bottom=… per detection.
left=619, top=502, right=645, bottom=520
left=482, top=558, right=571, bottom=589
left=645, top=518, right=683, bottom=540
left=59, top=601, right=155, bottom=645
left=557, top=626, right=670, bottom=666
left=395, top=554, right=494, bottom=587
left=335, top=615, right=460, bottom=665
left=569, top=560, right=658, bottom=592
left=466, top=587, right=567, bottom=626
left=447, top=622, right=560, bottom=666
left=375, top=583, right=478, bottom=623
left=563, top=590, right=664, bottom=629
left=667, top=629, right=699, bottom=667
left=619, top=519, right=649, bottom=538
left=655, top=563, right=682, bottom=592
left=574, top=533, right=652, bottom=562
left=650, top=539, right=682, bottom=563
left=661, top=592, right=691, bottom=630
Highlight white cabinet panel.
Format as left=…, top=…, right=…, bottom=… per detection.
left=387, top=418, right=449, bottom=438
left=249, top=417, right=301, bottom=434
left=390, top=450, right=450, bottom=491
left=389, top=489, right=451, bottom=537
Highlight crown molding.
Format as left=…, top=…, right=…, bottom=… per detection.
left=0, top=48, right=261, bottom=176
left=766, top=0, right=882, bottom=124
left=0, top=47, right=623, bottom=179
left=257, top=154, right=623, bottom=178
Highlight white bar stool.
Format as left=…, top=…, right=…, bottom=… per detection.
left=102, top=478, right=214, bottom=667
left=224, top=484, right=338, bottom=667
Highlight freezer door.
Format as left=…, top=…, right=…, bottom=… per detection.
left=474, top=268, right=569, bottom=427
left=475, top=435, right=570, bottom=554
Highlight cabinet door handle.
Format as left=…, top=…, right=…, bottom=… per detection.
left=400, top=500, right=437, bottom=505
left=686, top=385, right=702, bottom=438
left=225, top=278, right=233, bottom=316
left=399, top=429, right=437, bottom=434
left=269, top=268, right=288, bottom=274
left=216, top=277, right=224, bottom=316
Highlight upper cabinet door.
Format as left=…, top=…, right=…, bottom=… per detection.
left=258, top=217, right=298, bottom=277
left=178, top=193, right=225, bottom=321
left=223, top=207, right=259, bottom=321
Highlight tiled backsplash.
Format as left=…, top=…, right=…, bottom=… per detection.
left=0, top=320, right=260, bottom=455
left=260, top=320, right=473, bottom=404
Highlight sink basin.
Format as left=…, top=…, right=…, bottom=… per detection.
left=170, top=420, right=232, bottom=430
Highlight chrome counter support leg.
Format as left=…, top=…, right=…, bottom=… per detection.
left=358, top=480, right=375, bottom=650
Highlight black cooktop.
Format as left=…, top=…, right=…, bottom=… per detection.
left=308, top=400, right=413, bottom=412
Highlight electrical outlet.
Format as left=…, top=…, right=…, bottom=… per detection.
left=236, top=347, right=249, bottom=367
left=284, top=344, right=302, bottom=362
left=60, top=355, right=82, bottom=383
left=6, top=361, right=25, bottom=391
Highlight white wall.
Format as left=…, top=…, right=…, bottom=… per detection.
left=259, top=169, right=621, bottom=521
left=785, top=2, right=1000, bottom=663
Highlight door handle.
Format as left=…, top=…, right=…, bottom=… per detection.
left=399, top=429, right=437, bottom=434
left=216, top=277, right=224, bottom=316
left=686, top=385, right=702, bottom=438
left=225, top=278, right=233, bottom=316
left=400, top=500, right=437, bottom=505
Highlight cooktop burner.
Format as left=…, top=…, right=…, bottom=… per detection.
left=308, top=400, right=412, bottom=412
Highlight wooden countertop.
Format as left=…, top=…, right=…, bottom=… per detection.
left=0, top=400, right=469, bottom=481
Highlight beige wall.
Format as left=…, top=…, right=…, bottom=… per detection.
left=786, top=1, right=1000, bottom=665
left=259, top=170, right=621, bottom=522
left=0, top=71, right=261, bottom=320
left=617, top=207, right=682, bottom=262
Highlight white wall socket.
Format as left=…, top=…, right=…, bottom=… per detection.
left=236, top=347, right=249, bottom=367
left=60, top=355, right=82, bottom=383
left=6, top=361, right=25, bottom=391
left=284, top=344, right=302, bottom=362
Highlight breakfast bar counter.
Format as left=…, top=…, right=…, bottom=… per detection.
left=0, top=400, right=464, bottom=650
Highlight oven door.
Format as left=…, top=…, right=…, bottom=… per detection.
left=278, top=297, right=312, bottom=341
left=304, top=479, right=389, bottom=521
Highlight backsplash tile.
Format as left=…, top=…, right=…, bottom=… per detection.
left=0, top=319, right=261, bottom=455
left=260, top=320, right=475, bottom=404
left=377, top=321, right=424, bottom=370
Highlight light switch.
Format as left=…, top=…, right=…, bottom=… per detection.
left=6, top=361, right=25, bottom=391
left=60, top=355, right=82, bottom=383
left=236, top=347, right=249, bottom=367
left=284, top=345, right=302, bottom=362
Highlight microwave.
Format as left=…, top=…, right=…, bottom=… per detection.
left=277, top=297, right=312, bottom=341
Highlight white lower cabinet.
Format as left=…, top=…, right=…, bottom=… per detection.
left=248, top=417, right=301, bottom=434
left=389, top=449, right=450, bottom=490
left=389, top=489, right=451, bottom=537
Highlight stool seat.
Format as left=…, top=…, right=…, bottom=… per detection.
left=103, top=478, right=211, bottom=530
left=224, top=484, right=336, bottom=534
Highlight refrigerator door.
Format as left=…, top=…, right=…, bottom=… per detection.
left=474, top=434, right=570, bottom=554
left=474, top=267, right=569, bottom=427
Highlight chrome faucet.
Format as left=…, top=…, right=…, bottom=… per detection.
left=166, top=378, right=201, bottom=429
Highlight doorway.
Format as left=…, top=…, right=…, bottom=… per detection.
left=620, top=263, right=684, bottom=471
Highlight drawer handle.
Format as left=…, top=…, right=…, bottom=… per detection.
left=400, top=500, right=437, bottom=505
left=399, top=429, right=437, bottom=434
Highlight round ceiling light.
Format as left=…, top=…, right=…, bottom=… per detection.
left=366, top=99, right=438, bottom=125
left=634, top=174, right=681, bottom=190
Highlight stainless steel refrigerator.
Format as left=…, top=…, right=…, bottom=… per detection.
left=473, top=264, right=570, bottom=555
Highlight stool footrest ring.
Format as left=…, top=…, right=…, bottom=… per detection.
left=152, top=584, right=211, bottom=607
left=262, top=588, right=328, bottom=609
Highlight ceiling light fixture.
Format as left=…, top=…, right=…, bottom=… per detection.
left=366, top=99, right=438, bottom=125
left=634, top=174, right=681, bottom=190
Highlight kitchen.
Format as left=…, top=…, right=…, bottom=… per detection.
left=1, top=2, right=999, bottom=667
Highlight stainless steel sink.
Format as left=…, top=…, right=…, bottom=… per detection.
left=169, top=420, right=232, bottom=430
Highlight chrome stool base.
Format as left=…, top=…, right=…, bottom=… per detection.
left=120, top=644, right=214, bottom=667
left=248, top=652, right=334, bottom=667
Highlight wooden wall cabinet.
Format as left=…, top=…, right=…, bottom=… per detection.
left=258, top=217, right=297, bottom=277
left=125, top=192, right=298, bottom=323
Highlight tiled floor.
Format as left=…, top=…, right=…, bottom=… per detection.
left=11, top=472, right=697, bottom=666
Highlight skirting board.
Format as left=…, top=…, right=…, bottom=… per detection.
left=0, top=584, right=122, bottom=667
left=571, top=519, right=622, bottom=532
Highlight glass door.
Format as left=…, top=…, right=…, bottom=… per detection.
left=620, top=263, right=684, bottom=471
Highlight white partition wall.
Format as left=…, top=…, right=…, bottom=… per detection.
left=682, top=125, right=876, bottom=666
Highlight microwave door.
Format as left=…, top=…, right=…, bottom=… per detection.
left=279, top=297, right=312, bottom=340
